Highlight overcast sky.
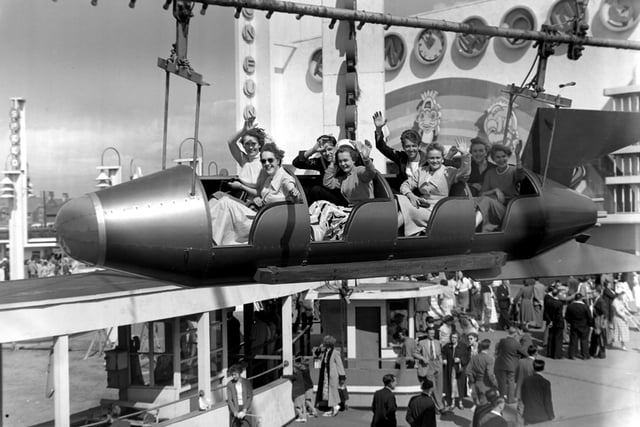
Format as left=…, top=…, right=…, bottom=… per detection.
left=0, top=0, right=473, bottom=198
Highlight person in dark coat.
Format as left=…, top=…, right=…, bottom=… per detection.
left=589, top=284, right=609, bottom=358
left=520, top=360, right=554, bottom=424
left=543, top=286, right=565, bottom=359
left=371, top=374, right=398, bottom=427
left=478, top=397, right=508, bottom=427
left=495, top=281, right=512, bottom=330
left=472, top=388, right=500, bottom=427
left=466, top=339, right=498, bottom=406
left=292, top=134, right=347, bottom=205
left=564, top=293, right=593, bottom=360
left=406, top=379, right=438, bottom=427
left=442, top=331, right=470, bottom=410
left=226, top=364, right=254, bottom=427
left=494, top=327, right=526, bottom=404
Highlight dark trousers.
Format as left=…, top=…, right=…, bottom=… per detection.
left=495, top=369, right=516, bottom=403
left=497, top=305, right=511, bottom=330
left=568, top=327, right=590, bottom=359
left=547, top=327, right=564, bottom=359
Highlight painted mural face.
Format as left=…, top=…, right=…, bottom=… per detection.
left=337, top=151, right=354, bottom=174
left=402, top=140, right=420, bottom=161
left=426, top=149, right=443, bottom=171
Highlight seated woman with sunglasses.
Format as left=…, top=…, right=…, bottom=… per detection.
left=373, top=111, right=428, bottom=184
left=225, top=118, right=268, bottom=197
left=396, top=142, right=470, bottom=236
left=209, top=143, right=301, bottom=245
left=292, top=134, right=348, bottom=206
left=309, top=140, right=376, bottom=241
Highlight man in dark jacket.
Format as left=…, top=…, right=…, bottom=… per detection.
left=543, top=286, right=565, bottom=359
left=406, top=379, right=438, bottom=427
left=494, top=327, right=526, bottom=403
left=495, top=281, right=512, bottom=330
left=520, top=360, right=554, bottom=424
left=371, top=374, right=398, bottom=427
left=565, top=293, right=593, bottom=360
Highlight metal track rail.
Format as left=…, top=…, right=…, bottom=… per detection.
left=197, top=0, right=640, bottom=50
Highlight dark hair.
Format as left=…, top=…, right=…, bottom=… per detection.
left=242, top=128, right=267, bottom=149
left=323, top=335, right=337, bottom=347
left=490, top=143, right=512, bottom=159
left=426, top=316, right=435, bottom=323
left=382, top=374, right=396, bottom=386
left=469, top=137, right=490, bottom=154
left=467, top=332, right=479, bottom=341
left=400, top=129, right=422, bottom=147
left=533, top=359, right=545, bottom=372
left=527, top=345, right=537, bottom=356
left=334, top=145, right=361, bottom=178
left=317, top=134, right=337, bottom=146
left=421, top=378, right=434, bottom=390
left=425, top=142, right=445, bottom=157
left=486, top=388, right=500, bottom=403
left=228, top=364, right=244, bottom=375
left=261, top=142, right=285, bottom=164
left=479, top=339, right=491, bottom=351
left=492, top=397, right=505, bottom=409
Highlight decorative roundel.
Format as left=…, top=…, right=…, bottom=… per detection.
left=499, top=7, right=537, bottom=48
left=308, top=49, right=323, bottom=83
left=547, top=0, right=590, bottom=34
left=414, top=29, right=447, bottom=65
left=384, top=33, right=406, bottom=72
left=243, top=105, right=256, bottom=121
left=243, top=56, right=256, bottom=75
left=9, top=155, right=20, bottom=169
left=599, top=0, right=640, bottom=32
left=456, top=16, right=490, bottom=58
left=241, top=24, right=256, bottom=43
left=10, top=133, right=20, bottom=144
left=242, top=8, right=254, bottom=20
left=9, top=108, right=19, bottom=120
left=9, top=145, right=20, bottom=156
left=9, top=120, right=19, bottom=132
left=243, top=79, right=256, bottom=98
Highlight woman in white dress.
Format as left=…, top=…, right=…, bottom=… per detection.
left=226, top=119, right=268, bottom=193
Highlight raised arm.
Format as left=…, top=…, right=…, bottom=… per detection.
left=227, top=119, right=255, bottom=165
left=292, top=139, right=325, bottom=172
left=373, top=111, right=402, bottom=164
left=355, top=140, right=377, bottom=183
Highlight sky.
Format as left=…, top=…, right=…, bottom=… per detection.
left=0, top=0, right=475, bottom=198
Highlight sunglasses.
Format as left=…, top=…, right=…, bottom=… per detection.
left=260, top=158, right=276, bottom=164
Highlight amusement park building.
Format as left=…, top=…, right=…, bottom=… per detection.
left=233, top=0, right=640, bottom=254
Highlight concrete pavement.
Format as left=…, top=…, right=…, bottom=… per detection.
left=297, top=327, right=640, bottom=427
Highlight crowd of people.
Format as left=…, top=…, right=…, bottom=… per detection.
left=208, top=111, right=526, bottom=245
left=376, top=271, right=640, bottom=426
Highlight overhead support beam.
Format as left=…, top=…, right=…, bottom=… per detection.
left=198, top=0, right=640, bottom=51
left=255, top=252, right=507, bottom=284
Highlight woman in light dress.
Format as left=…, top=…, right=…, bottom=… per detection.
left=209, top=143, right=300, bottom=245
